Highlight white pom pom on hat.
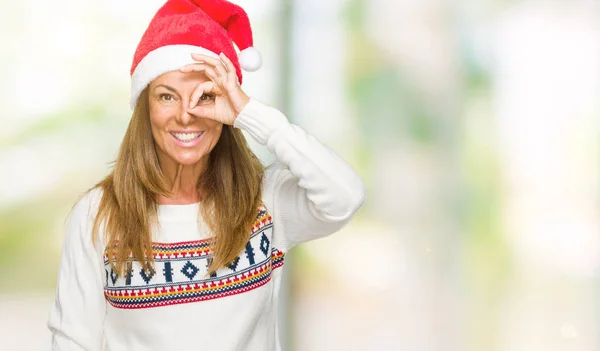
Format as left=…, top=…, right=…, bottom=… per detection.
left=239, top=47, right=262, bottom=72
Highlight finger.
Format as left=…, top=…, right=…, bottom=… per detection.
left=179, top=62, right=211, bottom=73
left=191, top=53, right=227, bottom=78
left=187, top=104, right=212, bottom=119
left=219, top=52, right=238, bottom=85
left=202, top=66, right=222, bottom=86
left=179, top=64, right=220, bottom=90
left=189, top=81, right=214, bottom=109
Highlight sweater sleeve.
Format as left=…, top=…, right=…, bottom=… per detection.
left=48, top=190, right=106, bottom=351
left=234, top=98, right=367, bottom=252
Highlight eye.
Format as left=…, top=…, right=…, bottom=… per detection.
left=198, top=93, right=215, bottom=104
left=159, top=93, right=175, bottom=102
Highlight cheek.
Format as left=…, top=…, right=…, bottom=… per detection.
left=205, top=123, right=223, bottom=147
left=148, top=107, right=171, bottom=139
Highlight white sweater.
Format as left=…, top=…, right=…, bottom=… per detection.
left=47, top=99, right=366, bottom=351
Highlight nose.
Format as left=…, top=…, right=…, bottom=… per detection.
left=175, top=101, right=194, bottom=125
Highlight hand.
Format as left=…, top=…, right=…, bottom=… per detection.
left=179, top=52, right=250, bottom=125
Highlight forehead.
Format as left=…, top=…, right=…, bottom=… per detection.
left=150, top=70, right=209, bottom=89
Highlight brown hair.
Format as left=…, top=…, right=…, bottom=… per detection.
left=91, top=88, right=264, bottom=276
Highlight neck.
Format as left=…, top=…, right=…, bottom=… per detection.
left=157, top=154, right=208, bottom=205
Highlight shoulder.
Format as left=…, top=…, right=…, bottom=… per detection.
left=262, top=162, right=295, bottom=197
left=263, top=161, right=288, bottom=185
left=58, top=187, right=106, bottom=250
left=68, top=187, right=104, bottom=227
left=261, top=162, right=291, bottom=212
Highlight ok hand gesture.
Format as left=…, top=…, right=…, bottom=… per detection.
left=179, top=52, right=250, bottom=125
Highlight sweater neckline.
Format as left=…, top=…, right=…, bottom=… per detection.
left=157, top=202, right=200, bottom=221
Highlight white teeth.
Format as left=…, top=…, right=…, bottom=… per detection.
left=172, top=132, right=202, bottom=142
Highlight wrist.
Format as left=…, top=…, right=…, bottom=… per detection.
left=233, top=94, right=251, bottom=117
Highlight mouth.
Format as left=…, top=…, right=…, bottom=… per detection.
left=170, top=131, right=204, bottom=142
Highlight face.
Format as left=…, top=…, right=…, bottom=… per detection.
left=148, top=70, right=222, bottom=170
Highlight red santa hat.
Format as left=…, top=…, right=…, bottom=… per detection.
left=129, top=0, right=262, bottom=109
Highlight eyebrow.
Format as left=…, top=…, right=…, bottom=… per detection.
left=154, top=84, right=180, bottom=96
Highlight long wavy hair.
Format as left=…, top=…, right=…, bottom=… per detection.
left=91, top=87, right=265, bottom=276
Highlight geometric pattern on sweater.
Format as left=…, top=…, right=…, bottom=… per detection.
left=103, top=207, right=286, bottom=309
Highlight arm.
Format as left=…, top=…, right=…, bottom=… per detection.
left=180, top=54, right=366, bottom=251
left=234, top=99, right=367, bottom=252
left=48, top=190, right=106, bottom=350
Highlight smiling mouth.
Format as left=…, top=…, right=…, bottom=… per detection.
left=170, top=132, right=204, bottom=142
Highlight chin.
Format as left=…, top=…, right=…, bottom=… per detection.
left=159, top=144, right=205, bottom=165
left=171, top=153, right=207, bottom=166
left=155, top=134, right=217, bottom=168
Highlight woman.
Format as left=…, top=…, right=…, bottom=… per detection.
left=48, top=0, right=366, bottom=350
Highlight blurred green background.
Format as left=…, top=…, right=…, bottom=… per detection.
left=1, top=0, right=599, bottom=350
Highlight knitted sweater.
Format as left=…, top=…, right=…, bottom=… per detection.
left=47, top=99, right=366, bottom=351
